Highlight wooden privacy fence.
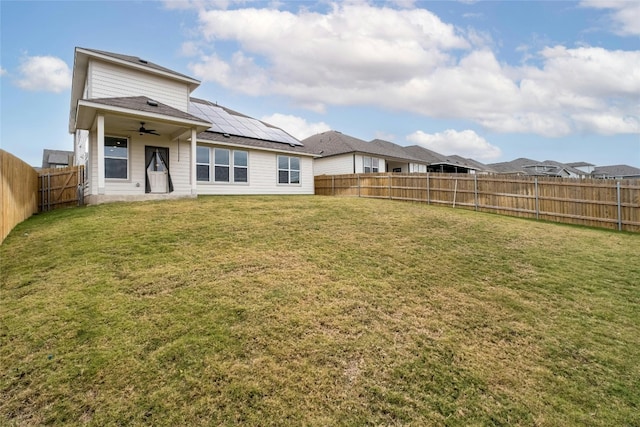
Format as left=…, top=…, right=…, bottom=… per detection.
left=1, top=150, right=40, bottom=243
left=315, top=173, right=640, bottom=232
left=39, top=166, right=85, bottom=212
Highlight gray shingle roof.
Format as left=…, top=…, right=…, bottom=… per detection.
left=79, top=47, right=198, bottom=83
left=488, top=158, right=540, bottom=174
left=42, top=149, right=73, bottom=168
left=592, top=164, right=640, bottom=178
left=566, top=161, right=595, bottom=168
left=402, top=145, right=447, bottom=164
left=303, top=131, right=421, bottom=161
left=84, top=96, right=208, bottom=123
left=302, top=131, right=377, bottom=156
left=368, top=139, right=424, bottom=162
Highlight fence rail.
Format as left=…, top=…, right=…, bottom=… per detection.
left=315, top=173, right=640, bottom=232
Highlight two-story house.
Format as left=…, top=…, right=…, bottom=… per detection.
left=69, top=47, right=317, bottom=204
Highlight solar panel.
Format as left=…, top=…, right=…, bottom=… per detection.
left=189, top=100, right=302, bottom=146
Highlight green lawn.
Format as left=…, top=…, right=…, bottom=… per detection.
left=1, top=195, right=639, bottom=426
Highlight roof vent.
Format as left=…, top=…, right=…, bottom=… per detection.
left=147, top=100, right=158, bottom=107
left=139, top=59, right=148, bottom=64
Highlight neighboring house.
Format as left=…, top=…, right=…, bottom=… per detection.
left=42, top=149, right=74, bottom=169
left=69, top=47, right=317, bottom=204
left=488, top=158, right=538, bottom=175
left=566, top=162, right=596, bottom=175
left=488, top=158, right=585, bottom=177
left=302, top=131, right=427, bottom=175
left=591, top=165, right=640, bottom=179
left=403, top=146, right=493, bottom=174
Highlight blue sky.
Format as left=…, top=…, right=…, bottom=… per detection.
left=1, top=0, right=638, bottom=168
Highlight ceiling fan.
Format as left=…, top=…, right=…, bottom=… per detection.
left=131, top=122, right=159, bottom=136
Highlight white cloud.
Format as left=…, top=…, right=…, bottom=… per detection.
left=580, top=0, right=640, bottom=36
left=0, top=67, right=7, bottom=76
left=15, top=55, right=71, bottom=93
left=261, top=113, right=331, bottom=140
left=406, top=129, right=502, bottom=160
left=190, top=3, right=468, bottom=97
left=185, top=3, right=639, bottom=138
left=180, top=41, right=202, bottom=57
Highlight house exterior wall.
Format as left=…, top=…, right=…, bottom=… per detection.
left=88, top=60, right=190, bottom=111
left=86, top=132, right=193, bottom=200
left=74, top=129, right=89, bottom=166
left=313, top=154, right=357, bottom=175
left=314, top=154, right=396, bottom=175
left=196, top=146, right=315, bottom=195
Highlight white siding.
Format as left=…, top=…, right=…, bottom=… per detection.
left=88, top=60, right=190, bottom=112
left=314, top=154, right=355, bottom=175
left=87, top=133, right=192, bottom=197
left=197, top=147, right=314, bottom=195
left=74, top=129, right=89, bottom=166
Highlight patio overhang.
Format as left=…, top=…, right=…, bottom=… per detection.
left=75, top=97, right=211, bottom=141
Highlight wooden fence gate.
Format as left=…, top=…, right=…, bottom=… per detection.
left=39, top=166, right=85, bottom=212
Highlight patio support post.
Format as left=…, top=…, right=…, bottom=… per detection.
left=190, top=128, right=197, bottom=195
left=97, top=114, right=105, bottom=194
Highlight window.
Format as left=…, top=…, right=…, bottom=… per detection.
left=278, top=155, right=300, bottom=184
left=104, top=136, right=128, bottom=179
left=197, top=146, right=248, bottom=183
left=196, top=146, right=210, bottom=181
left=214, top=148, right=230, bottom=182
left=234, top=150, right=248, bottom=183
left=363, top=156, right=379, bottom=173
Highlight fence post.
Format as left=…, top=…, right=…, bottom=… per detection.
left=617, top=181, right=622, bottom=231
left=388, top=175, right=392, bottom=199
left=39, top=175, right=44, bottom=212
left=474, top=174, right=478, bottom=211
left=452, top=179, right=458, bottom=208
left=426, top=173, right=430, bottom=205
left=535, top=177, right=539, bottom=220
left=47, top=174, right=51, bottom=212
left=332, top=175, right=335, bottom=196
left=357, top=175, right=361, bottom=198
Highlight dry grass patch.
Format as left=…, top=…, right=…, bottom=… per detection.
left=1, top=195, right=639, bottom=425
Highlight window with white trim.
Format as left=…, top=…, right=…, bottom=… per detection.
left=234, top=150, right=248, bottom=183
left=363, top=156, right=379, bottom=173
left=104, top=136, right=128, bottom=179
left=278, top=155, right=300, bottom=184
left=197, top=146, right=249, bottom=183
left=196, top=146, right=210, bottom=181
